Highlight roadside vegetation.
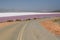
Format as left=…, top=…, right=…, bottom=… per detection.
left=15, top=19, right=21, bottom=21
left=6, top=20, right=14, bottom=22
left=0, top=18, right=40, bottom=23
left=52, top=18, right=60, bottom=23
left=25, top=18, right=31, bottom=21
left=33, top=18, right=37, bottom=20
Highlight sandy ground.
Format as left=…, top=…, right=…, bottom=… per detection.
left=40, top=19, right=60, bottom=36
left=0, top=20, right=58, bottom=40
left=0, top=22, right=19, bottom=30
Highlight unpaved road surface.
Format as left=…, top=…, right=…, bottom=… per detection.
left=0, top=20, right=59, bottom=40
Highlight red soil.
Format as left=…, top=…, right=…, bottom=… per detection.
left=40, top=20, right=60, bottom=36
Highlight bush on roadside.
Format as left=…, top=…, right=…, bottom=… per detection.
left=26, top=18, right=31, bottom=21
left=6, top=20, right=14, bottom=22
left=15, top=19, right=21, bottom=21
left=33, top=18, right=37, bottom=20
left=53, top=19, right=60, bottom=22
left=0, top=22, right=3, bottom=23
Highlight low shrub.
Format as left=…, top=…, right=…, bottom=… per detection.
left=15, top=19, right=21, bottom=21
left=26, top=18, right=31, bottom=21
left=6, top=20, right=14, bottom=22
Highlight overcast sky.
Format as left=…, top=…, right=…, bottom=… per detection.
left=0, top=0, right=60, bottom=12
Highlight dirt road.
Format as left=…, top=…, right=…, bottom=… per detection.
left=0, top=20, right=58, bottom=40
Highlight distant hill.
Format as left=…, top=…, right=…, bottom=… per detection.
left=51, top=10, right=60, bottom=12
left=0, top=9, right=60, bottom=12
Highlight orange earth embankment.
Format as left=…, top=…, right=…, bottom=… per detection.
left=40, top=20, right=60, bottom=35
